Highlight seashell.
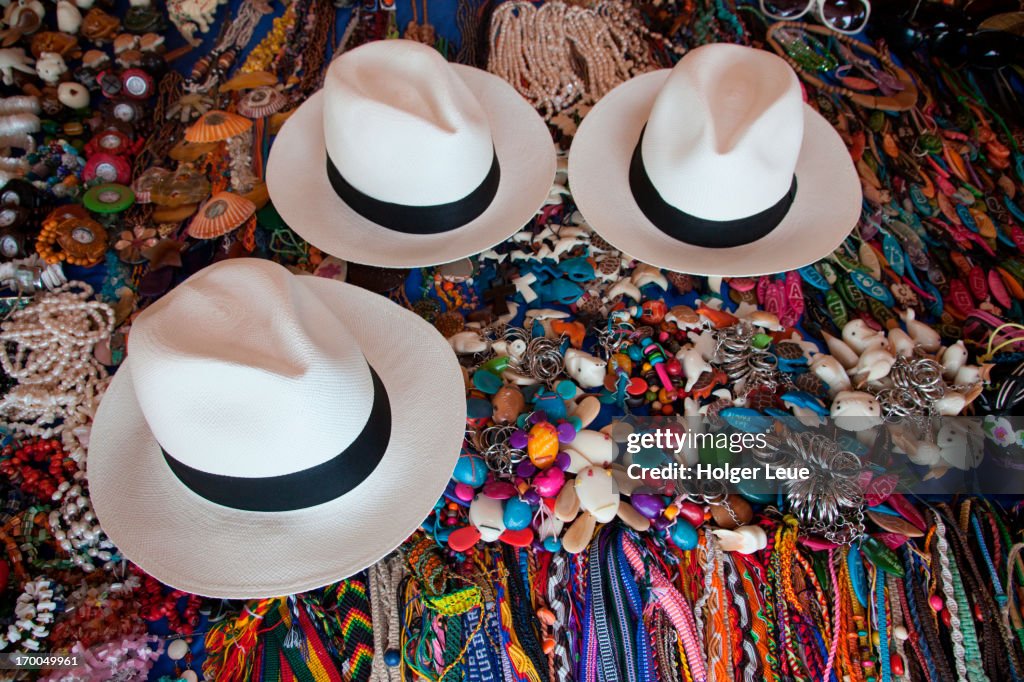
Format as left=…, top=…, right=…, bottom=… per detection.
left=187, top=191, right=255, bottom=239
left=184, top=110, right=252, bottom=143
left=449, top=330, right=487, bottom=354
left=237, top=86, right=286, bottom=119
left=221, top=70, right=278, bottom=92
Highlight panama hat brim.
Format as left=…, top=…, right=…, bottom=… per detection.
left=267, top=66, right=556, bottom=269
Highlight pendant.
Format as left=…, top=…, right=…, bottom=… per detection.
left=825, top=288, right=849, bottom=329
left=836, top=275, right=868, bottom=312
left=851, top=270, right=895, bottom=306
left=947, top=278, right=975, bottom=317
left=882, top=233, right=905, bottom=276
left=968, top=265, right=988, bottom=303
left=922, top=281, right=944, bottom=318
left=799, top=264, right=830, bottom=291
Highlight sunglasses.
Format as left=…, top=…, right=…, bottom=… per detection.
left=874, top=2, right=1024, bottom=69
left=759, top=0, right=871, bottom=35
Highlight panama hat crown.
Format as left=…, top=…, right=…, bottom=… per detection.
left=130, top=260, right=378, bottom=479
left=324, top=40, right=496, bottom=207
left=641, top=44, right=804, bottom=222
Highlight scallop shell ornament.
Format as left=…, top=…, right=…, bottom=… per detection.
left=187, top=191, right=255, bottom=239
left=184, top=110, right=252, bottom=143
left=237, top=86, right=286, bottom=119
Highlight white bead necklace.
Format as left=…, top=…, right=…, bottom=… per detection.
left=0, top=282, right=114, bottom=459
left=488, top=0, right=682, bottom=119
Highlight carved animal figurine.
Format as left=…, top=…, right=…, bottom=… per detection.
left=842, top=319, right=889, bottom=354
left=899, top=308, right=941, bottom=353
left=56, top=0, right=81, bottom=34
left=563, top=348, right=606, bottom=389
left=34, top=51, right=66, bottom=85
left=830, top=390, right=882, bottom=431
left=810, top=354, right=852, bottom=397
left=167, top=0, right=227, bottom=46
left=940, top=341, right=968, bottom=380
left=887, top=327, right=917, bottom=359
left=0, top=47, right=34, bottom=85
left=851, top=347, right=896, bottom=387
left=630, top=263, right=668, bottom=290
left=821, top=331, right=859, bottom=369
left=448, top=330, right=487, bottom=355
left=676, top=344, right=713, bottom=393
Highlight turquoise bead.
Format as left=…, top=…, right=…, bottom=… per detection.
left=670, top=520, right=699, bottom=550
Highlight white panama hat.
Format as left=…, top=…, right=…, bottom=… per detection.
left=267, top=39, right=556, bottom=269
left=569, top=43, right=861, bottom=277
left=87, top=258, right=465, bottom=598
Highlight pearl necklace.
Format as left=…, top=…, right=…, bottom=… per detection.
left=488, top=0, right=674, bottom=120
left=0, top=282, right=113, bottom=455
left=49, top=471, right=120, bottom=573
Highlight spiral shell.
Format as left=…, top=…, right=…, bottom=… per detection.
left=184, top=110, right=252, bottom=143
left=187, top=191, right=255, bottom=239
